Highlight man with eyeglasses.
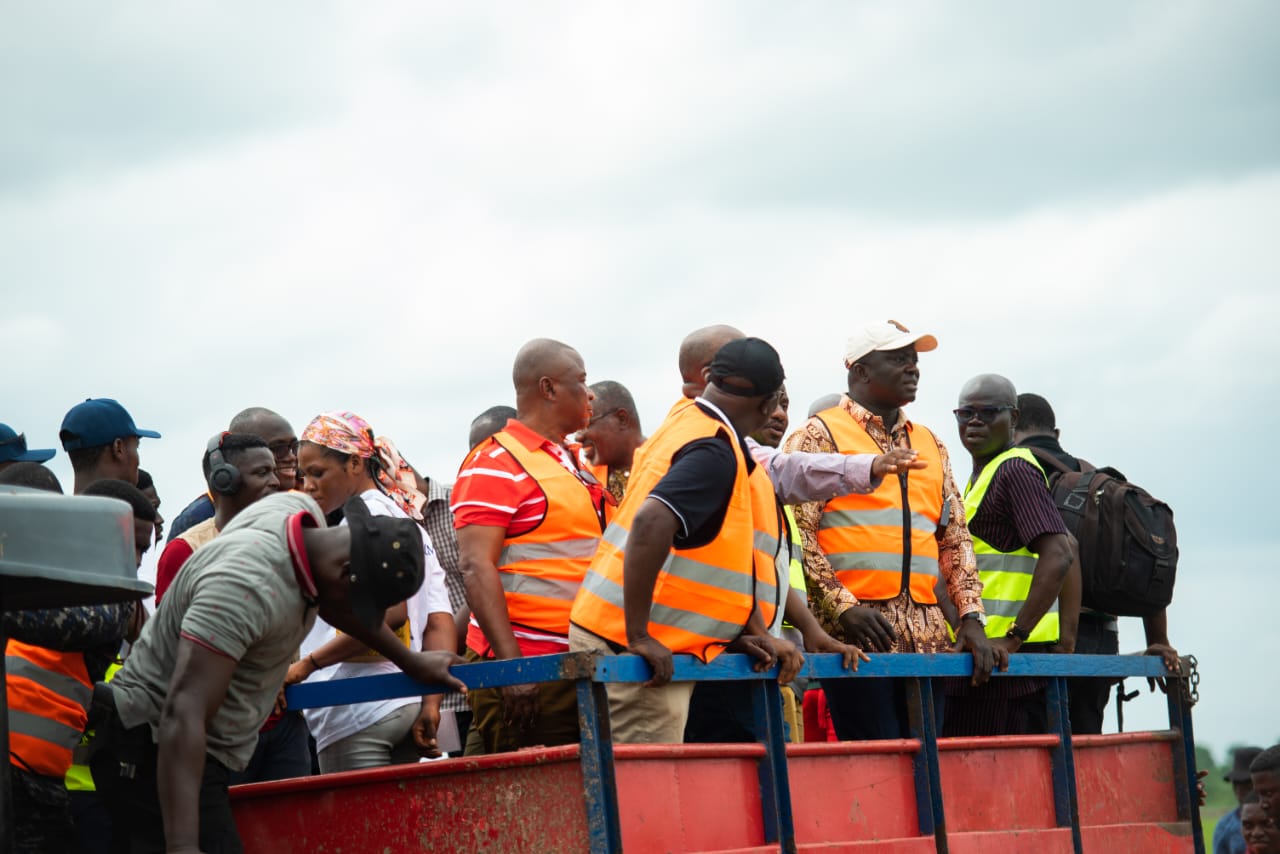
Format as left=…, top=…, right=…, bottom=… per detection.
left=167, top=407, right=299, bottom=541
left=942, top=374, right=1077, bottom=737
left=784, top=320, right=994, bottom=741
left=575, top=380, right=646, bottom=513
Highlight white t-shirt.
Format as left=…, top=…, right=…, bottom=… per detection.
left=300, top=489, right=451, bottom=752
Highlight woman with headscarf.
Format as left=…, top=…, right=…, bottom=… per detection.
left=285, top=411, right=456, bottom=771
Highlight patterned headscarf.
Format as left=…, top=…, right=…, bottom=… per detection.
left=300, top=411, right=427, bottom=522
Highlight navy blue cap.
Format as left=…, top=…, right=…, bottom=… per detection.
left=0, top=423, right=56, bottom=464
left=60, top=399, right=161, bottom=451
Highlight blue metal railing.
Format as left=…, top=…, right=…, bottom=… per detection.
left=285, top=653, right=1202, bottom=854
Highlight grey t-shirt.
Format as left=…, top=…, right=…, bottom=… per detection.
left=111, top=491, right=324, bottom=770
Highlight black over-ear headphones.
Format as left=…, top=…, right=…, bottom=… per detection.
left=206, top=432, right=242, bottom=496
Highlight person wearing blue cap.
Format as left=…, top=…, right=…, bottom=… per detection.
left=0, top=422, right=57, bottom=473
left=58, top=398, right=161, bottom=493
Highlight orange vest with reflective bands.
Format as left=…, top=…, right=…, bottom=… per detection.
left=813, top=406, right=944, bottom=604
left=571, top=400, right=770, bottom=661
left=748, top=463, right=787, bottom=634
left=6, top=640, right=93, bottom=778
left=489, top=431, right=606, bottom=636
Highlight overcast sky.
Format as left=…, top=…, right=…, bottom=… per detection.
left=3, top=2, right=1277, bottom=758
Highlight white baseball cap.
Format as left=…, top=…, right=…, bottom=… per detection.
left=843, top=320, right=938, bottom=368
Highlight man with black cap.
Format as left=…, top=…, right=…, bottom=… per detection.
left=59, top=398, right=161, bottom=493
left=90, top=491, right=466, bottom=853
left=0, top=422, right=57, bottom=473
left=1216, top=746, right=1265, bottom=854
left=570, top=337, right=804, bottom=743
left=785, top=320, right=994, bottom=741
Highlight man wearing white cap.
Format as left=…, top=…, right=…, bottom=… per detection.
left=784, top=320, right=996, bottom=740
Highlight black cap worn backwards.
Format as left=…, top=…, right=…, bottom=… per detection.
left=342, top=496, right=426, bottom=631
left=708, top=337, right=785, bottom=398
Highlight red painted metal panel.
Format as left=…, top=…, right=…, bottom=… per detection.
left=613, top=744, right=766, bottom=852
left=786, top=740, right=923, bottom=844
left=232, top=745, right=590, bottom=853
left=1079, top=822, right=1194, bottom=852
left=1073, top=731, right=1181, bottom=825
left=937, top=735, right=1060, bottom=832
left=945, top=828, right=1075, bottom=853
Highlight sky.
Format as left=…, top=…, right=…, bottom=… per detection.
left=2, top=1, right=1277, bottom=760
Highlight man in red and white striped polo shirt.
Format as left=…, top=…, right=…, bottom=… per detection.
left=452, top=338, right=609, bottom=754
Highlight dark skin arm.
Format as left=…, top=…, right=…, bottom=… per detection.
left=622, top=499, right=684, bottom=687
left=1141, top=609, right=1180, bottom=691
left=284, top=601, right=409, bottom=684
left=413, top=610, right=458, bottom=757
left=457, top=524, right=538, bottom=727
left=318, top=601, right=466, bottom=692
left=1050, top=537, right=1082, bottom=655
left=990, top=531, right=1073, bottom=656
left=935, top=575, right=1002, bottom=684
left=783, top=588, right=868, bottom=671
left=157, top=639, right=238, bottom=853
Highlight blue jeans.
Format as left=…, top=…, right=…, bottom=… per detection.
left=228, top=710, right=312, bottom=785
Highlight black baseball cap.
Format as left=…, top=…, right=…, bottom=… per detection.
left=708, top=337, right=785, bottom=398
left=343, top=496, right=426, bottom=631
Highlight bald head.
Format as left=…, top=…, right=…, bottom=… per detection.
left=229, top=407, right=292, bottom=437
left=228, top=406, right=297, bottom=491
left=679, top=324, right=745, bottom=397
left=957, top=374, right=1017, bottom=407
left=511, top=338, right=593, bottom=440
left=513, top=338, right=581, bottom=394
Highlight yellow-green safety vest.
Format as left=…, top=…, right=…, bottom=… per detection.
left=963, top=447, right=1059, bottom=644
left=65, top=660, right=121, bottom=792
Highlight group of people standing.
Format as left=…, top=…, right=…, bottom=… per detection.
left=2, top=317, right=1208, bottom=852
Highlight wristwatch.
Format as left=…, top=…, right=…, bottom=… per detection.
left=961, top=612, right=984, bottom=628
left=1005, top=623, right=1030, bottom=642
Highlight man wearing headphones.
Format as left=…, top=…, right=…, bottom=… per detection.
left=155, top=433, right=281, bottom=603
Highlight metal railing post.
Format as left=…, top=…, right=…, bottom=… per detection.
left=905, top=676, right=946, bottom=853
left=1045, top=677, right=1082, bottom=854
left=749, top=678, right=797, bottom=852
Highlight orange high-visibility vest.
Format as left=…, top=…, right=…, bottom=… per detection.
left=748, top=463, right=787, bottom=634
left=489, top=431, right=606, bottom=636
left=6, top=640, right=93, bottom=778
left=812, top=406, right=944, bottom=604
left=572, top=400, right=767, bottom=661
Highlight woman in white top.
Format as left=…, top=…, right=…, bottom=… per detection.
left=286, top=410, right=455, bottom=772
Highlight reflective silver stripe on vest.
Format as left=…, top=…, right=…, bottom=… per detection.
left=663, top=553, right=760, bottom=599
left=604, top=524, right=763, bottom=599
left=8, top=707, right=84, bottom=750
left=753, top=531, right=780, bottom=557
left=819, top=508, right=936, bottom=534
left=826, top=552, right=940, bottom=578
left=579, top=571, right=747, bottom=642
left=974, top=552, right=1037, bottom=575
left=4, top=655, right=93, bottom=708
left=499, top=537, right=600, bottom=567
left=981, top=598, right=1060, bottom=619
left=498, top=572, right=581, bottom=601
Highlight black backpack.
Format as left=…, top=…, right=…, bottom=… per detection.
left=1027, top=448, right=1178, bottom=617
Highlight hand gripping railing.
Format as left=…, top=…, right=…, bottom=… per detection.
left=285, top=652, right=1201, bottom=854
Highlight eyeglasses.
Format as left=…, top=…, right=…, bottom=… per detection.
left=952, top=406, right=1013, bottom=424
left=584, top=410, right=617, bottom=429
left=267, top=439, right=300, bottom=458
